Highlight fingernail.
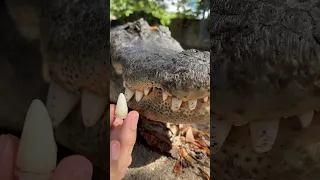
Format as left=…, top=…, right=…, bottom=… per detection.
left=130, top=112, right=139, bottom=131
left=73, top=168, right=92, bottom=180
left=111, top=141, right=120, bottom=160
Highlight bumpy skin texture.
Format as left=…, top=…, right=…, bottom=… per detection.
left=211, top=0, right=320, bottom=179
left=111, top=19, right=210, bottom=124
left=40, top=0, right=109, bottom=97
left=211, top=0, right=320, bottom=124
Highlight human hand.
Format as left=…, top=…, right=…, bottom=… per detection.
left=0, top=99, right=93, bottom=180
left=110, top=104, right=139, bottom=180
left=0, top=134, right=93, bottom=180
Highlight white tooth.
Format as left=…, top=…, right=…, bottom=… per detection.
left=46, top=82, right=79, bottom=127
left=188, top=99, right=197, bottom=110
left=115, top=93, right=128, bottom=119
left=124, top=88, right=134, bottom=101
left=81, top=89, right=107, bottom=127
left=15, top=99, right=57, bottom=179
left=211, top=120, right=233, bottom=154
left=135, top=90, right=144, bottom=102
left=123, top=81, right=126, bottom=88
left=250, top=119, right=280, bottom=153
left=298, top=111, right=314, bottom=128
left=171, top=98, right=182, bottom=111
left=143, top=87, right=151, bottom=95
left=203, top=96, right=208, bottom=102
left=162, top=92, right=169, bottom=101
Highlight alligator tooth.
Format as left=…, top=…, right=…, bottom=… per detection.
left=124, top=88, right=134, bottom=102
left=250, top=119, right=280, bottom=153
left=171, top=98, right=182, bottom=111
left=203, top=96, right=208, bottom=102
left=115, top=93, right=128, bottom=119
left=298, top=111, right=314, bottom=128
left=123, top=81, right=126, bottom=88
left=162, top=91, right=169, bottom=101
left=15, top=99, right=57, bottom=179
left=188, top=99, right=197, bottom=111
left=135, top=90, right=143, bottom=102
left=143, top=87, right=151, bottom=95
left=81, top=89, right=107, bottom=127
left=46, top=82, right=79, bottom=127
left=212, top=120, right=233, bottom=154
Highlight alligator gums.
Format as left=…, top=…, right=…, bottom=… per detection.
left=4, top=0, right=211, bottom=177
left=211, top=0, right=320, bottom=180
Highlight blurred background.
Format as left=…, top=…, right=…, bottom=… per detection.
left=110, top=0, right=210, bottom=51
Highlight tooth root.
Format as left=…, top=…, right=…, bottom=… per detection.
left=135, top=90, right=144, bottom=102
left=15, top=99, right=57, bottom=178
left=188, top=99, right=197, bottom=110
left=143, top=87, right=151, bottom=95
left=46, top=82, right=80, bottom=127
left=124, top=88, right=134, bottom=102
left=250, top=119, right=280, bottom=153
left=81, top=89, right=107, bottom=127
left=171, top=98, right=182, bottom=111
left=203, top=96, right=208, bottom=102
left=115, top=93, right=128, bottom=119
left=211, top=120, right=233, bottom=154
left=162, top=92, right=169, bottom=101
left=298, top=111, right=314, bottom=128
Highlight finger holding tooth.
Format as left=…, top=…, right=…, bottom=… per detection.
left=15, top=99, right=57, bottom=180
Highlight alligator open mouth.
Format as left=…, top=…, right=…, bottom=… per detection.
left=110, top=19, right=210, bottom=124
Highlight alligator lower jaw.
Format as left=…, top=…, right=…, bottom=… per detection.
left=212, top=109, right=316, bottom=154
left=123, top=85, right=210, bottom=124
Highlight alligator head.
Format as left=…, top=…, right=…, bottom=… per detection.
left=110, top=19, right=210, bottom=124
left=211, top=0, right=320, bottom=179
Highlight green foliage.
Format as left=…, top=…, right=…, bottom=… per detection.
left=110, top=0, right=207, bottom=26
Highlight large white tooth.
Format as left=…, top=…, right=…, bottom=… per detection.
left=162, top=91, right=169, bottom=101
left=124, top=88, right=134, bottom=102
left=143, top=87, right=151, bottom=95
left=15, top=99, right=57, bottom=179
left=203, top=96, right=208, bottom=102
left=171, top=98, right=182, bottom=111
left=81, top=89, right=107, bottom=127
left=46, top=82, right=80, bottom=127
left=135, top=90, right=144, bottom=102
left=188, top=99, right=197, bottom=110
left=211, top=120, right=233, bottom=154
left=115, top=93, right=128, bottom=119
left=298, top=111, right=314, bottom=128
left=250, top=119, right=280, bottom=153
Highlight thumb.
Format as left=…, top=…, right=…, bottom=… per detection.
left=53, top=155, right=93, bottom=180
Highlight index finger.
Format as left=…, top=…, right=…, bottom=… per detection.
left=110, top=104, right=116, bottom=127
left=0, top=134, right=20, bottom=180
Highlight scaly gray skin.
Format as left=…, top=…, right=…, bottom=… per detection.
left=211, top=0, right=320, bottom=179
left=4, top=0, right=210, bottom=174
